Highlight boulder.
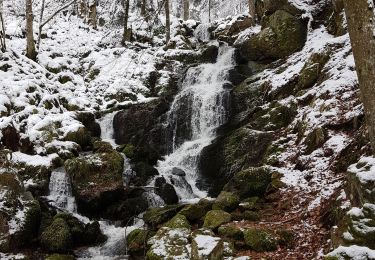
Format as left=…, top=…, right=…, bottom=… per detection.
left=76, top=112, right=101, bottom=138
left=172, top=167, right=186, bottom=176
left=1, top=125, right=20, bottom=151
left=146, top=227, right=191, bottom=259
left=303, top=127, right=328, bottom=154
left=155, top=177, right=179, bottom=205
left=64, top=151, right=124, bottom=216
left=212, top=191, right=240, bottom=212
left=191, top=234, right=224, bottom=260
left=179, top=198, right=213, bottom=222
left=105, top=196, right=149, bottom=224
left=255, top=0, right=302, bottom=20
left=203, top=210, right=231, bottom=230
left=236, top=10, right=307, bottom=61
left=40, top=218, right=72, bottom=253
left=64, top=127, right=92, bottom=151
left=126, top=229, right=150, bottom=256
left=243, top=228, right=278, bottom=252
left=143, top=205, right=184, bottom=229
left=218, top=224, right=243, bottom=240
left=164, top=214, right=191, bottom=229
left=223, top=166, right=272, bottom=199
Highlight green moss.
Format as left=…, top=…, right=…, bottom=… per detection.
left=243, top=211, right=260, bottom=221
left=45, top=254, right=75, bottom=260
left=122, top=144, right=135, bottom=159
left=164, top=214, right=191, bottom=229
left=239, top=197, right=259, bottom=210
left=93, top=141, right=113, bottom=153
left=41, top=218, right=72, bottom=253
left=146, top=250, right=163, bottom=260
left=64, top=127, right=92, bottom=150
left=203, top=210, right=231, bottom=230
left=213, top=191, right=240, bottom=212
left=126, top=229, right=149, bottom=255
left=144, top=205, right=184, bottom=229
left=243, top=228, right=278, bottom=252
left=218, top=225, right=243, bottom=240
left=179, top=198, right=213, bottom=222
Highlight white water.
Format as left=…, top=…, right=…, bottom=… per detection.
left=98, top=111, right=118, bottom=148
left=156, top=43, right=234, bottom=202
left=194, top=23, right=212, bottom=42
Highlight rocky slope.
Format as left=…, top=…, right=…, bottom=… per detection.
left=1, top=0, right=374, bottom=259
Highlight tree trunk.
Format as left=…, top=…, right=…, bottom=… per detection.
left=88, top=0, right=97, bottom=29
left=80, top=0, right=87, bottom=19
left=208, top=0, right=211, bottom=23
left=248, top=0, right=256, bottom=21
left=0, top=0, right=6, bottom=52
left=183, top=0, right=189, bottom=21
left=37, top=0, right=46, bottom=49
left=141, top=0, right=146, bottom=16
left=26, top=0, right=37, bottom=60
left=122, top=0, right=130, bottom=44
left=344, top=0, right=375, bottom=152
left=165, top=0, right=170, bottom=43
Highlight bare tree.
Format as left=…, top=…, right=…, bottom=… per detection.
left=37, top=0, right=46, bottom=49
left=344, top=0, right=375, bottom=151
left=88, top=0, right=97, bottom=29
left=26, top=0, right=37, bottom=60
left=141, top=0, right=146, bottom=16
left=80, top=0, right=87, bottom=19
left=165, top=0, right=170, bottom=43
left=122, top=0, right=130, bottom=44
left=208, top=0, right=211, bottom=23
left=248, top=0, right=256, bottom=21
left=0, top=0, right=6, bottom=52
left=183, top=0, right=189, bottom=21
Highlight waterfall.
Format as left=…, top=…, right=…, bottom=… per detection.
left=194, top=23, right=212, bottom=42
left=156, top=43, right=234, bottom=202
left=47, top=167, right=77, bottom=213
left=98, top=112, right=117, bottom=148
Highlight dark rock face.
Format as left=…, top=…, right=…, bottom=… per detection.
left=236, top=10, right=308, bottom=62
left=1, top=125, right=20, bottom=151
left=105, top=196, right=149, bottom=224
left=76, top=112, right=101, bottom=138
left=155, top=177, right=179, bottom=205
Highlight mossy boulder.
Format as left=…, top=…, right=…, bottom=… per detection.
left=218, top=224, right=243, bottom=240
left=237, top=10, right=307, bottom=61
left=76, top=112, right=101, bottom=138
left=223, top=166, right=272, bottom=199
left=243, top=228, right=278, bottom=252
left=212, top=191, right=240, bottom=212
left=143, top=205, right=184, bottom=229
left=146, top=227, right=190, bottom=259
left=179, top=198, right=213, bottom=222
left=239, top=197, right=260, bottom=210
left=164, top=214, right=191, bottom=229
left=303, top=127, right=328, bottom=154
left=64, top=127, right=92, bottom=151
left=243, top=210, right=261, bottom=221
left=41, top=218, right=72, bottom=253
left=203, top=210, right=231, bottom=230
left=64, top=151, right=124, bottom=215
left=92, top=140, right=113, bottom=153
left=126, top=229, right=150, bottom=255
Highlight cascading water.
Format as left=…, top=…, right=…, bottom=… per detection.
left=155, top=43, right=234, bottom=202
left=98, top=111, right=118, bottom=147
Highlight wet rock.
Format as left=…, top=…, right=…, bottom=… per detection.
left=236, top=10, right=307, bottom=61
left=146, top=227, right=191, bottom=259
left=131, top=161, right=159, bottom=186
left=76, top=112, right=101, bottom=138
left=179, top=198, right=213, bottom=222
left=143, top=205, right=184, bottom=229
left=223, top=166, right=272, bottom=199
left=170, top=175, right=194, bottom=197
left=155, top=177, right=179, bottom=205
left=212, top=191, right=240, bottom=212
left=126, top=229, right=151, bottom=256
left=64, top=151, right=124, bottom=216
left=1, top=125, right=20, bottom=151
left=203, top=210, right=231, bottom=230
left=106, top=196, right=149, bottom=224
left=243, top=228, right=278, bottom=252
left=172, top=167, right=186, bottom=176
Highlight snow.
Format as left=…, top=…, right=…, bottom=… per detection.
left=349, top=157, right=375, bottom=184
left=327, top=245, right=375, bottom=260
left=11, top=151, right=58, bottom=167
left=194, top=235, right=221, bottom=257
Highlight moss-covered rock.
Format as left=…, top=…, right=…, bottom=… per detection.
left=143, top=205, right=184, bottom=229
left=237, top=10, right=307, bottom=61
left=203, top=210, right=231, bottom=230
left=164, top=214, right=191, bottom=229
left=146, top=227, right=190, bottom=259
left=212, top=191, right=240, bottom=212
left=64, top=151, right=124, bottom=215
left=218, top=224, right=243, bottom=240
left=243, top=211, right=261, bottom=221
left=243, top=228, right=278, bottom=252
left=239, top=197, right=260, bottom=211
left=41, top=218, right=72, bottom=253
left=223, top=166, right=272, bottom=199
left=126, top=229, right=150, bottom=255
left=179, top=198, right=213, bottom=222
left=92, top=140, right=113, bottom=153
left=191, top=234, right=224, bottom=260
left=303, top=127, right=328, bottom=154
left=64, top=127, right=92, bottom=151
